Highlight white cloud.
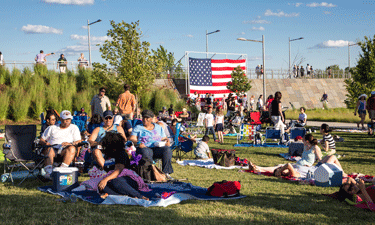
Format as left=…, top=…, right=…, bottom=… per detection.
left=306, top=2, right=336, bottom=7
left=185, top=34, right=193, bottom=38
left=58, top=45, right=96, bottom=56
left=264, top=9, right=300, bottom=17
left=81, top=26, right=88, bottom=29
left=42, top=0, right=94, bottom=5
left=70, top=34, right=111, bottom=44
left=289, top=2, right=303, bottom=7
left=308, top=40, right=354, bottom=49
left=21, top=24, right=63, bottom=34
left=237, top=32, right=246, bottom=35
left=252, top=26, right=265, bottom=31
left=243, top=19, right=271, bottom=24
left=323, top=11, right=332, bottom=14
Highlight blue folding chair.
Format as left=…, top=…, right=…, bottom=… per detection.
left=289, top=127, right=306, bottom=141
left=262, top=127, right=282, bottom=145
left=170, top=123, right=194, bottom=160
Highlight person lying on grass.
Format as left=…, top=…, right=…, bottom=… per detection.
left=249, top=133, right=347, bottom=178
left=337, top=177, right=375, bottom=206
left=97, top=132, right=150, bottom=200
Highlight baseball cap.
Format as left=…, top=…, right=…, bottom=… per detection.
left=60, top=110, right=73, bottom=120
left=371, top=91, right=375, bottom=95
left=103, top=110, right=114, bottom=118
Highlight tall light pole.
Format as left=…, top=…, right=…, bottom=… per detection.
left=87, top=19, right=102, bottom=67
left=348, top=42, right=358, bottom=71
left=206, top=30, right=220, bottom=58
left=289, top=37, right=304, bottom=78
left=237, top=36, right=266, bottom=103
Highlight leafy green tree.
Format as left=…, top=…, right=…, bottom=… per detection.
left=93, top=20, right=157, bottom=101
left=226, top=66, right=252, bottom=96
left=345, top=35, right=375, bottom=108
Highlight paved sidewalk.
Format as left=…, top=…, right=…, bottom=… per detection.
left=307, top=121, right=359, bottom=129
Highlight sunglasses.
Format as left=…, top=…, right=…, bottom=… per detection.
left=104, top=116, right=113, bottom=120
left=100, top=90, right=106, bottom=93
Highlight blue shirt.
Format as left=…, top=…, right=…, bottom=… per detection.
left=131, top=123, right=166, bottom=148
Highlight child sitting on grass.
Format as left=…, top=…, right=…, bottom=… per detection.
left=320, top=123, right=336, bottom=156
left=194, top=135, right=211, bottom=159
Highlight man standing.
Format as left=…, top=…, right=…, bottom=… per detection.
left=306, top=64, right=311, bottom=77
left=35, top=50, right=54, bottom=64
left=91, top=87, right=111, bottom=117
left=39, top=110, right=81, bottom=179
left=367, top=91, right=375, bottom=124
left=57, top=54, right=67, bottom=73
left=116, top=84, right=136, bottom=119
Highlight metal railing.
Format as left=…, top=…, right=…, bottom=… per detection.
left=1, top=62, right=352, bottom=79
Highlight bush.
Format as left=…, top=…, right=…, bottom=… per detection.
left=34, top=64, right=48, bottom=76
left=139, top=89, right=155, bottom=110
left=0, top=66, right=9, bottom=85
left=30, top=92, right=45, bottom=119
left=9, top=68, right=21, bottom=88
left=0, top=88, right=10, bottom=120
left=73, top=90, right=93, bottom=115
left=10, top=87, right=31, bottom=122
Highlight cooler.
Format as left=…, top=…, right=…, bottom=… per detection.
left=52, top=167, right=79, bottom=191
left=314, top=163, right=343, bottom=187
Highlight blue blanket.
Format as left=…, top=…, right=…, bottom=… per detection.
left=38, top=182, right=246, bottom=207
left=234, top=143, right=288, bottom=148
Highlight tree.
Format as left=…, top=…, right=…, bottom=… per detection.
left=345, top=35, right=375, bottom=108
left=226, top=66, right=252, bottom=96
left=93, top=20, right=157, bottom=102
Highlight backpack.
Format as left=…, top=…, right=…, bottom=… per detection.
left=206, top=180, right=241, bottom=197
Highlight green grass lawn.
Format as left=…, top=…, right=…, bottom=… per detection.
left=1, top=125, right=375, bottom=224
left=287, top=108, right=371, bottom=124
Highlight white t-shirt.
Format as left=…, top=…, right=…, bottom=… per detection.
left=194, top=141, right=209, bottom=155
left=215, top=115, right=224, bottom=124
left=204, top=113, right=214, bottom=127
left=36, top=53, right=46, bottom=62
left=41, top=124, right=81, bottom=145
left=190, top=93, right=198, bottom=100
left=0, top=54, right=3, bottom=65
left=298, top=113, right=307, bottom=123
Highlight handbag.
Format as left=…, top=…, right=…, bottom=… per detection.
left=211, top=149, right=236, bottom=167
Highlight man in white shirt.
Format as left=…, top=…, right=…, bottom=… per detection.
left=39, top=110, right=81, bottom=178
left=257, top=95, right=263, bottom=111
left=35, top=50, right=54, bottom=64
left=204, top=107, right=217, bottom=142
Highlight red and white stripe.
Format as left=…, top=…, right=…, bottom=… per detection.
left=189, top=59, right=246, bottom=98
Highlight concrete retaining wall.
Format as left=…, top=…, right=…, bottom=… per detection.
left=247, top=79, right=348, bottom=109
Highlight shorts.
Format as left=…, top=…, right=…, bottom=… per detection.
left=358, top=109, right=366, bottom=116
left=195, top=152, right=208, bottom=159
left=369, top=110, right=375, bottom=120
left=215, top=123, right=223, bottom=132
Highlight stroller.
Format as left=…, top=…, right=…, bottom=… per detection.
left=224, top=111, right=241, bottom=134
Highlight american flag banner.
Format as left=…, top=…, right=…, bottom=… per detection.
left=189, top=58, right=246, bottom=98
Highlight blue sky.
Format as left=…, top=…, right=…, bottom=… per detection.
left=1, top=0, right=374, bottom=70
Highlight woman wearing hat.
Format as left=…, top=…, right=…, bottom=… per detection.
left=129, top=110, right=173, bottom=177
left=89, top=110, right=126, bottom=169
left=354, top=94, right=367, bottom=130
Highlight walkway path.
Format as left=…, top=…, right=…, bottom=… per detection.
left=307, top=121, right=359, bottom=129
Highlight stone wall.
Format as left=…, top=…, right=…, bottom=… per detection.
left=247, top=79, right=348, bottom=109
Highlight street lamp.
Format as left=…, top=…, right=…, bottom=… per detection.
left=206, top=30, right=220, bottom=58
left=87, top=19, right=102, bottom=67
left=237, top=36, right=266, bottom=104
left=289, top=37, right=304, bottom=78
left=348, top=42, right=358, bottom=71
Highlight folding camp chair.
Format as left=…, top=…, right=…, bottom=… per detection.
left=237, top=123, right=256, bottom=144
left=170, top=123, right=194, bottom=160
left=249, top=112, right=262, bottom=125
left=262, top=127, right=282, bottom=145
left=289, top=127, right=306, bottom=141
left=2, top=125, right=45, bottom=185
left=188, top=113, right=205, bottom=135
left=72, top=115, right=88, bottom=133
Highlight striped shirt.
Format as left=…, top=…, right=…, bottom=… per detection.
left=323, top=133, right=336, bottom=149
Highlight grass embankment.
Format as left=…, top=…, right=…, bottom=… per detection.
left=287, top=108, right=368, bottom=124
left=1, top=124, right=375, bottom=224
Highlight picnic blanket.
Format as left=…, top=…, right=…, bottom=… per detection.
left=323, top=185, right=375, bottom=212
left=234, top=143, right=288, bottom=148
left=224, top=133, right=237, bottom=136
left=279, top=153, right=302, bottom=161
left=241, top=169, right=374, bottom=186
left=38, top=182, right=246, bottom=207
left=177, top=158, right=248, bottom=170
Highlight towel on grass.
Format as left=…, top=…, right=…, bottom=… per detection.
left=177, top=158, right=248, bottom=170
left=38, top=181, right=246, bottom=207
left=279, top=153, right=302, bottom=161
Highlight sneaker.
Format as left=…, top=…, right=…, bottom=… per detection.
left=165, top=173, right=175, bottom=181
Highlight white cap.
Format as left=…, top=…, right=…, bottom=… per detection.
left=60, top=110, right=73, bottom=120
left=358, top=94, right=367, bottom=99
left=371, top=91, right=375, bottom=95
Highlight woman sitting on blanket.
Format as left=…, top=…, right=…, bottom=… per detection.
left=249, top=133, right=347, bottom=178
left=96, top=132, right=150, bottom=200
left=337, top=177, right=375, bottom=206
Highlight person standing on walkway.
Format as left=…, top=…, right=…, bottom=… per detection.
left=57, top=54, right=67, bottom=73
left=35, top=50, right=54, bottom=64
left=300, top=66, right=305, bottom=78
left=116, top=84, right=136, bottom=120
left=321, top=91, right=328, bottom=109
left=354, top=94, right=367, bottom=130
left=90, top=87, right=111, bottom=117
left=367, top=91, right=375, bottom=126
left=0, top=52, right=4, bottom=65
left=77, top=53, right=88, bottom=69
